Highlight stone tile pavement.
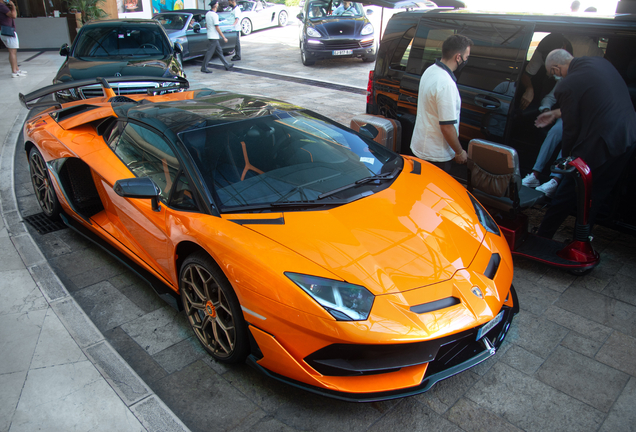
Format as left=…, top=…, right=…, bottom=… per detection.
left=2, top=24, right=636, bottom=431
left=0, top=50, right=189, bottom=432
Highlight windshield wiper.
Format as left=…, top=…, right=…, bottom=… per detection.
left=222, top=200, right=343, bottom=213
left=316, top=167, right=401, bottom=200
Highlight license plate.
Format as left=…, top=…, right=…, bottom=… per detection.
left=333, top=50, right=353, bottom=56
left=476, top=310, right=504, bottom=340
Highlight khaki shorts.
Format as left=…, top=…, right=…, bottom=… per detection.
left=0, top=32, right=19, bottom=49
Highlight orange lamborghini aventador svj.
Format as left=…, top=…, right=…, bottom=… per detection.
left=20, top=77, right=517, bottom=401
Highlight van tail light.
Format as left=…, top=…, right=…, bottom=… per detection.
left=366, top=70, right=374, bottom=104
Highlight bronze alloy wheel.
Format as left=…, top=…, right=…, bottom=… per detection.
left=180, top=252, right=249, bottom=363
left=29, top=147, right=62, bottom=220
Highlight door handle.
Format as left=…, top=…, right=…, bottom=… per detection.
left=474, top=95, right=501, bottom=109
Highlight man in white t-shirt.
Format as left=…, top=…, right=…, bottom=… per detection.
left=228, top=0, right=242, bottom=61
left=201, top=0, right=234, bottom=73
left=410, top=34, right=473, bottom=173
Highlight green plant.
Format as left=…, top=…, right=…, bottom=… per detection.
left=285, top=0, right=300, bottom=6
left=65, top=0, right=108, bottom=24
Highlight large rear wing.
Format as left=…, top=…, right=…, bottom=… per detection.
left=18, top=76, right=190, bottom=110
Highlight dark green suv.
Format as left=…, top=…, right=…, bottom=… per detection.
left=366, top=9, right=636, bottom=234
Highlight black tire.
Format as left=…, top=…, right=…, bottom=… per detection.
left=362, top=55, right=376, bottom=63
left=300, top=42, right=315, bottom=66
left=179, top=252, right=249, bottom=363
left=28, top=147, right=62, bottom=220
left=241, top=18, right=252, bottom=36
left=278, top=11, right=288, bottom=27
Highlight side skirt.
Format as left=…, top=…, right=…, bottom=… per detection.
left=60, top=213, right=182, bottom=311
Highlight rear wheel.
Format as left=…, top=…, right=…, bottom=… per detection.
left=29, top=147, right=62, bottom=220
left=300, top=42, right=315, bottom=66
left=180, top=252, right=249, bottom=363
left=241, top=18, right=252, bottom=36
left=278, top=11, right=288, bottom=27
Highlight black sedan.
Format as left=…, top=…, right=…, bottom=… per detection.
left=54, top=19, right=186, bottom=102
left=297, top=0, right=376, bottom=66
left=153, top=9, right=239, bottom=62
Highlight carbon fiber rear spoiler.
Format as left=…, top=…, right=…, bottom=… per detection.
left=18, top=76, right=190, bottom=110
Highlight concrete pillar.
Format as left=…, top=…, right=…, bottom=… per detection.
left=101, top=0, right=119, bottom=19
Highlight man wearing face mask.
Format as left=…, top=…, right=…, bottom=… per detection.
left=534, top=49, right=636, bottom=239
left=410, top=34, right=473, bottom=173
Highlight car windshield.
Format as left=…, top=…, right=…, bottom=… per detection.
left=310, top=1, right=363, bottom=18
left=179, top=110, right=401, bottom=212
left=73, top=25, right=172, bottom=59
left=154, top=13, right=189, bottom=30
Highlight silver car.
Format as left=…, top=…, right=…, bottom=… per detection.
left=154, top=9, right=239, bottom=62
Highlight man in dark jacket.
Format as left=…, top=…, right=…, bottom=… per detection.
left=534, top=49, right=636, bottom=238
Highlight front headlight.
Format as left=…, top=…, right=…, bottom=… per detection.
left=306, top=27, right=321, bottom=38
left=469, top=193, right=501, bottom=236
left=286, top=273, right=374, bottom=321
left=361, top=23, right=374, bottom=36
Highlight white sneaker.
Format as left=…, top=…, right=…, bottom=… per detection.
left=11, top=72, right=25, bottom=78
left=536, top=178, right=559, bottom=197
left=17, top=69, right=27, bottom=75
left=522, top=172, right=540, bottom=188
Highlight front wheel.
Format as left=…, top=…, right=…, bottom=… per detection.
left=29, top=147, right=62, bottom=220
left=278, top=11, right=288, bottom=27
left=241, top=18, right=252, bottom=36
left=180, top=252, right=249, bottom=363
left=300, top=43, right=315, bottom=66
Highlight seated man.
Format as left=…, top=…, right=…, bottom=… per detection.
left=521, top=80, right=564, bottom=197
left=334, top=0, right=355, bottom=15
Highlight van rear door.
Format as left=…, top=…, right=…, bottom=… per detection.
left=398, top=16, right=534, bottom=146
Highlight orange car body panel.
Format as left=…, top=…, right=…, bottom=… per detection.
left=22, top=90, right=515, bottom=396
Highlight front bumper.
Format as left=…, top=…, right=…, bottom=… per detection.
left=303, top=39, right=376, bottom=60
left=248, top=285, right=518, bottom=402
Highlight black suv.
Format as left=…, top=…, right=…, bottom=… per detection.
left=366, top=10, right=636, bottom=234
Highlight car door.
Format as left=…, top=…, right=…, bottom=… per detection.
left=187, top=14, right=209, bottom=57
left=397, top=16, right=534, bottom=146
left=250, top=1, right=273, bottom=30
left=102, top=122, right=180, bottom=284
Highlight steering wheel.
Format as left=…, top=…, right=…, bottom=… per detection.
left=139, top=43, right=159, bottom=50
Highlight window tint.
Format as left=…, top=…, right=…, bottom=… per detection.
left=390, top=26, right=417, bottom=71
left=111, top=123, right=180, bottom=202
left=179, top=111, right=401, bottom=211
left=408, top=19, right=529, bottom=94
left=170, top=171, right=199, bottom=211
left=74, top=25, right=171, bottom=58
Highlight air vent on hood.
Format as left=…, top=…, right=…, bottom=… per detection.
left=410, top=297, right=461, bottom=314
left=484, top=253, right=501, bottom=280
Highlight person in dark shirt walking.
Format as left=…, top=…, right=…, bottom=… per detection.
left=0, top=0, right=26, bottom=78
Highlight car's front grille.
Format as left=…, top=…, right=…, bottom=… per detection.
left=79, top=82, right=168, bottom=99
left=320, top=40, right=366, bottom=50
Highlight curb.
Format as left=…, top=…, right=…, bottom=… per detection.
left=0, top=107, right=191, bottom=432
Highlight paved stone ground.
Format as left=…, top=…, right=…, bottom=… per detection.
left=11, top=21, right=636, bottom=432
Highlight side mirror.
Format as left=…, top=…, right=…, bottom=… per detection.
left=296, top=12, right=304, bottom=20
left=173, top=41, right=183, bottom=54
left=114, top=177, right=161, bottom=211
left=366, top=9, right=373, bottom=15
left=59, top=43, right=70, bottom=57
left=193, top=23, right=201, bottom=33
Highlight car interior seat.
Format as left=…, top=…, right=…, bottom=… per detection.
left=467, top=139, right=545, bottom=215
